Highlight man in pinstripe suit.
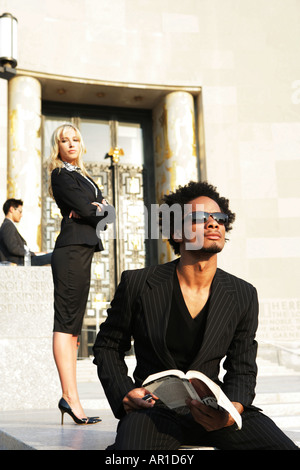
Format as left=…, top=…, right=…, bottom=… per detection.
left=93, top=181, right=298, bottom=450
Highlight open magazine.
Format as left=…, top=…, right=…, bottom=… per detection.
left=142, top=369, right=242, bottom=430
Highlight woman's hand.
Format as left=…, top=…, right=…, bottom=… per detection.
left=122, top=388, right=157, bottom=414
left=69, top=210, right=81, bottom=219
left=91, top=199, right=108, bottom=212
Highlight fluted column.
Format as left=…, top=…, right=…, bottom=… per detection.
left=7, top=76, right=42, bottom=251
left=153, top=91, right=199, bottom=263
left=0, top=78, right=8, bottom=205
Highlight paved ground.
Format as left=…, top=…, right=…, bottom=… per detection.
left=1, top=355, right=299, bottom=451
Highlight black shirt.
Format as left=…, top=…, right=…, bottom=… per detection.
left=166, top=270, right=209, bottom=372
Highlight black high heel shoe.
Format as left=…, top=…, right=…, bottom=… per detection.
left=58, top=397, right=101, bottom=425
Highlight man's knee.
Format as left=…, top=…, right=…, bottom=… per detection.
left=115, top=408, right=182, bottom=450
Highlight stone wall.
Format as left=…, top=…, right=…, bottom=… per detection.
left=0, top=266, right=60, bottom=410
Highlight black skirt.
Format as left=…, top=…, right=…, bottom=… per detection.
left=51, top=244, right=96, bottom=335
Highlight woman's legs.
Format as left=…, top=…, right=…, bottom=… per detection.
left=51, top=245, right=96, bottom=419
left=53, top=331, right=86, bottom=419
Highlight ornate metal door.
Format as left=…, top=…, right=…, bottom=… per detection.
left=84, top=159, right=146, bottom=341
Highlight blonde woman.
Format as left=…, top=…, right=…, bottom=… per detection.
left=49, top=123, right=108, bottom=425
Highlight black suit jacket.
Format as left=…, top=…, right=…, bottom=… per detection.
left=93, top=260, right=259, bottom=419
left=51, top=167, right=108, bottom=251
left=0, top=218, right=30, bottom=264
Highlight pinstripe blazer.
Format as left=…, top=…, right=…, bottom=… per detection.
left=93, top=259, right=259, bottom=419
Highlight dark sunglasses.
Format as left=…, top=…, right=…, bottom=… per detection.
left=186, top=211, right=228, bottom=225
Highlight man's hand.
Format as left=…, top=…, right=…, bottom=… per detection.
left=186, top=398, right=244, bottom=431
left=123, top=388, right=157, bottom=414
left=186, top=398, right=229, bottom=431
left=186, top=377, right=243, bottom=431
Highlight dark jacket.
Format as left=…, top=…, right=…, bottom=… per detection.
left=93, top=260, right=259, bottom=419
left=51, top=167, right=109, bottom=251
left=0, top=218, right=29, bottom=264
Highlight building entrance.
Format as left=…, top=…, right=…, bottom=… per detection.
left=41, top=107, right=155, bottom=357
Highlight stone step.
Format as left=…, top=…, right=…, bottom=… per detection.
left=77, top=358, right=99, bottom=382
left=254, top=391, right=300, bottom=405
left=256, top=357, right=300, bottom=376
left=77, top=356, right=136, bottom=382
left=77, top=356, right=300, bottom=381
left=255, top=402, right=300, bottom=417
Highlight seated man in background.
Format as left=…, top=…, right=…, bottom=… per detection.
left=0, top=198, right=52, bottom=266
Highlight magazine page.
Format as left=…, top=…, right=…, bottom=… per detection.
left=143, top=375, right=200, bottom=410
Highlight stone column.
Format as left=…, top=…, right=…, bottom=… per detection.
left=0, top=78, right=8, bottom=205
left=153, top=91, right=199, bottom=263
left=7, top=75, right=42, bottom=251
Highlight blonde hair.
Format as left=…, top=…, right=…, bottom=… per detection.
left=48, top=123, right=88, bottom=197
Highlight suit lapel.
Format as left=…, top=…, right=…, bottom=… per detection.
left=71, top=170, right=100, bottom=200
left=141, top=260, right=178, bottom=369
left=190, top=268, right=237, bottom=368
